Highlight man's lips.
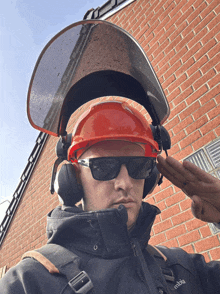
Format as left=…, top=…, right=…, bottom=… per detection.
left=113, top=198, right=135, bottom=207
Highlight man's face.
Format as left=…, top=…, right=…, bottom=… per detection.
left=77, top=140, right=145, bottom=230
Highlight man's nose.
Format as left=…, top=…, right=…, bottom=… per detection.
left=114, top=164, right=133, bottom=192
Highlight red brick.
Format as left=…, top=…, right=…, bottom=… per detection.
left=153, top=214, right=161, bottom=225
left=201, top=23, right=220, bottom=46
left=207, top=11, right=220, bottom=31
left=162, top=74, right=176, bottom=89
left=178, top=230, right=201, bottom=246
left=210, top=247, right=220, bottom=261
left=154, top=219, right=172, bottom=234
left=182, top=43, right=202, bottom=64
left=194, top=11, right=216, bottom=35
left=156, top=50, right=175, bottom=70
left=161, top=204, right=181, bottom=221
left=192, top=131, right=216, bottom=150
left=159, top=24, right=176, bottom=45
left=172, top=87, right=193, bottom=107
left=180, top=198, right=192, bottom=212
left=200, top=116, right=220, bottom=135
left=176, top=6, right=194, bottom=27
left=169, top=101, right=187, bottom=120
left=160, top=238, right=179, bottom=248
left=194, top=236, right=220, bottom=252
left=215, top=125, right=220, bottom=137
left=172, top=209, right=194, bottom=226
left=156, top=201, right=167, bottom=212
left=171, top=130, right=187, bottom=145
left=163, top=0, right=175, bottom=10
left=215, top=61, right=220, bottom=72
left=169, top=46, right=188, bottom=66
left=188, top=27, right=208, bottom=49
left=166, top=191, right=186, bottom=207
left=199, top=89, right=218, bottom=106
left=166, top=224, right=186, bottom=240
left=180, top=130, right=201, bottom=149
left=164, top=116, right=181, bottom=131
left=181, top=71, right=202, bottom=92
left=200, top=226, right=212, bottom=238
left=188, top=2, right=206, bottom=24
left=187, top=56, right=208, bottom=78
left=192, top=99, right=216, bottom=120
left=166, top=14, right=182, bottom=32
left=170, top=21, right=188, bottom=43
left=168, top=74, right=188, bottom=93
left=181, top=244, right=195, bottom=254
left=150, top=233, right=166, bottom=245
left=194, top=69, right=216, bottom=90
left=164, top=35, right=182, bottom=55
left=201, top=252, right=210, bottom=262
left=207, top=42, right=220, bottom=59
left=164, top=61, right=182, bottom=80
left=166, top=87, right=182, bottom=103
left=186, top=115, right=208, bottom=135
left=179, top=101, right=200, bottom=121
left=173, top=145, right=194, bottom=161
left=208, top=73, right=220, bottom=89
left=176, top=58, right=195, bottom=78
left=195, top=39, right=217, bottom=61
left=171, top=0, right=188, bottom=18
left=145, top=196, right=156, bottom=205
left=201, top=0, right=219, bottom=19
left=173, top=116, right=194, bottom=135
left=154, top=186, right=174, bottom=202
left=186, top=85, right=208, bottom=106
left=207, top=103, right=220, bottom=120
left=176, top=32, right=195, bottom=52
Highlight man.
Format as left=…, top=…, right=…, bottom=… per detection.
left=0, top=100, right=220, bottom=294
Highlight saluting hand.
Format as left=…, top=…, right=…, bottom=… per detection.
left=157, top=155, right=220, bottom=223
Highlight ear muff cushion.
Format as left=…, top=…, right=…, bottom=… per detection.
left=143, top=166, right=160, bottom=197
left=54, top=164, right=83, bottom=206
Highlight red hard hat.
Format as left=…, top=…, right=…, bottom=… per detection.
left=68, top=101, right=159, bottom=160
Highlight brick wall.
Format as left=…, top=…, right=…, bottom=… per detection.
left=0, top=0, right=219, bottom=269
left=106, top=0, right=220, bottom=262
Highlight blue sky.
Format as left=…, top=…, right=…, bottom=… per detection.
left=0, top=0, right=105, bottom=218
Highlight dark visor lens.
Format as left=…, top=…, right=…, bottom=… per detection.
left=90, top=157, right=156, bottom=181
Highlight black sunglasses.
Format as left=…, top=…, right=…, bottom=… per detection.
left=77, top=157, right=156, bottom=181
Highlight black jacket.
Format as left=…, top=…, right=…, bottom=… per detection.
left=0, top=202, right=220, bottom=293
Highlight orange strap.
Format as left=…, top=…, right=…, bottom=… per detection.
left=22, top=251, right=59, bottom=274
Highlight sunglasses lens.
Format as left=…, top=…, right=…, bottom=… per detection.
left=90, top=157, right=155, bottom=181
left=128, top=158, right=154, bottom=179
left=91, top=158, right=119, bottom=181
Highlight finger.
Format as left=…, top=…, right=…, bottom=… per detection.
left=191, top=195, right=220, bottom=223
left=157, top=156, right=198, bottom=183
left=183, top=160, right=217, bottom=183
left=157, top=156, right=195, bottom=189
left=157, top=165, right=187, bottom=190
left=191, top=196, right=204, bottom=220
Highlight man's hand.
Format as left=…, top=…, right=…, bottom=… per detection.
left=157, top=155, right=220, bottom=223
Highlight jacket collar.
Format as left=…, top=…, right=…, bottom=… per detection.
left=47, top=202, right=160, bottom=258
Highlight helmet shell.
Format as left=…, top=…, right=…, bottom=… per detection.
left=68, top=101, right=159, bottom=160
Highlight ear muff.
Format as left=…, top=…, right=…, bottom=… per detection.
left=143, top=165, right=160, bottom=197
left=54, top=164, right=84, bottom=206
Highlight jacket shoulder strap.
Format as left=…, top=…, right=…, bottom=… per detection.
left=22, top=243, right=93, bottom=294
left=146, top=244, right=175, bottom=283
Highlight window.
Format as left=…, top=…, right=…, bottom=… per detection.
left=184, top=138, right=220, bottom=180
